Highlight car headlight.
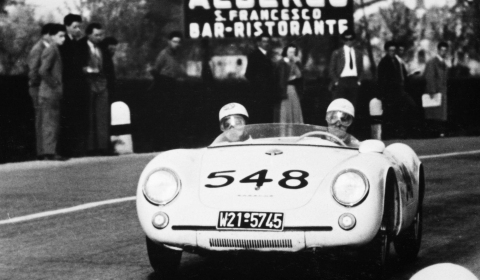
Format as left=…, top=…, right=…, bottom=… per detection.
left=331, top=170, right=369, bottom=207
left=143, top=168, right=181, bottom=205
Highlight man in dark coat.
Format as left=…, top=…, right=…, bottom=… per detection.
left=77, top=23, right=111, bottom=155
left=424, top=42, right=449, bottom=136
left=59, top=13, right=88, bottom=157
left=328, top=30, right=364, bottom=109
left=245, top=35, right=277, bottom=124
left=377, top=41, right=410, bottom=139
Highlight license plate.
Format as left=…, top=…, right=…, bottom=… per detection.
left=217, top=211, right=284, bottom=230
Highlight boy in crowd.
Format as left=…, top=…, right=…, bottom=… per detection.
left=37, top=24, right=68, bottom=160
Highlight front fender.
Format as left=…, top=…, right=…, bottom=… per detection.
left=313, top=152, right=395, bottom=242
left=136, top=148, right=206, bottom=245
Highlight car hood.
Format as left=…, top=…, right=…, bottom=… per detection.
left=199, top=145, right=358, bottom=211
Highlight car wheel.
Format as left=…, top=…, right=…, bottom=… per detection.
left=364, top=172, right=396, bottom=280
left=394, top=204, right=423, bottom=263
left=364, top=223, right=390, bottom=279
left=146, top=237, right=182, bottom=278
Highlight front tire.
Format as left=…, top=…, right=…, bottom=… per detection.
left=363, top=172, right=397, bottom=279
left=364, top=224, right=390, bottom=279
left=394, top=204, right=423, bottom=262
left=146, top=237, right=182, bottom=278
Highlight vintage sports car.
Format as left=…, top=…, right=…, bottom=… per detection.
left=136, top=124, right=425, bottom=277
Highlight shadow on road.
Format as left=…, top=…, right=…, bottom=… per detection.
left=145, top=251, right=422, bottom=280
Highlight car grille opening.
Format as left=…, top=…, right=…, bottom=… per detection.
left=210, top=238, right=293, bottom=248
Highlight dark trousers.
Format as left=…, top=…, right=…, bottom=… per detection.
left=250, top=97, right=275, bottom=124
left=247, top=83, right=276, bottom=125
left=58, top=81, right=89, bottom=157
left=86, top=76, right=110, bottom=152
left=29, top=87, right=42, bottom=155
left=332, top=77, right=360, bottom=108
left=149, top=75, right=179, bottom=151
left=383, top=93, right=420, bottom=139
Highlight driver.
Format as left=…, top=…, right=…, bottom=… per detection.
left=219, top=103, right=250, bottom=142
left=325, top=98, right=360, bottom=147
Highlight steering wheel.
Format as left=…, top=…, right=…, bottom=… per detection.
left=295, top=131, right=348, bottom=147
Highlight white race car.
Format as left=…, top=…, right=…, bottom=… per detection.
left=136, top=124, right=425, bottom=278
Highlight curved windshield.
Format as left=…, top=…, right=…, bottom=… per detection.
left=210, top=123, right=348, bottom=147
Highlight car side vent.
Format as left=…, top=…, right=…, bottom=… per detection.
left=210, top=238, right=292, bottom=248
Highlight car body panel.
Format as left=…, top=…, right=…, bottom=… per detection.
left=137, top=124, right=422, bottom=253
left=199, top=145, right=357, bottom=210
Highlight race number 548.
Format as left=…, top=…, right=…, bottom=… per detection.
left=205, top=169, right=309, bottom=189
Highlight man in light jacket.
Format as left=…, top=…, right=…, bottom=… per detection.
left=38, top=24, right=67, bottom=160
left=27, top=23, right=54, bottom=158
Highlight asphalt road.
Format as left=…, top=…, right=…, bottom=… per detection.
left=1, top=137, right=480, bottom=280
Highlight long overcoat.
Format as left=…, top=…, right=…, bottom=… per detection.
left=424, top=56, right=448, bottom=121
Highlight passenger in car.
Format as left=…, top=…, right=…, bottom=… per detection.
left=218, top=102, right=251, bottom=142
left=325, top=98, right=360, bottom=148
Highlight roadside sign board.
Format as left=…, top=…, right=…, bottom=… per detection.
left=185, top=0, right=354, bottom=38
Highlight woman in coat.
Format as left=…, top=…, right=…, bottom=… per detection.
left=274, top=43, right=304, bottom=124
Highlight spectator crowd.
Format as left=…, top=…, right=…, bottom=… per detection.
left=27, top=14, right=118, bottom=160
left=27, top=17, right=459, bottom=160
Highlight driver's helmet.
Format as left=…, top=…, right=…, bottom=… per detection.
left=326, top=98, right=355, bottom=127
left=219, top=103, right=249, bottom=131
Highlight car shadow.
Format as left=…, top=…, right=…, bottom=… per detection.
left=145, top=250, right=420, bottom=280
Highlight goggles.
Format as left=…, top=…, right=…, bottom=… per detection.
left=326, top=111, right=353, bottom=127
left=220, top=115, right=246, bottom=131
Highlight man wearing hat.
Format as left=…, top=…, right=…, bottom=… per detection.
left=328, top=30, right=364, bottom=109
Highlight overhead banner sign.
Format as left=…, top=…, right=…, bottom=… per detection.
left=185, top=0, right=354, bottom=38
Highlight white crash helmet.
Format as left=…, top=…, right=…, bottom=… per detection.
left=219, top=102, right=249, bottom=121
left=326, top=98, right=355, bottom=117
left=326, top=98, right=355, bottom=127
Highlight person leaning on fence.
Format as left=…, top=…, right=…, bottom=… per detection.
left=37, top=24, right=68, bottom=161
left=27, top=23, right=54, bottom=159
left=151, top=31, right=186, bottom=94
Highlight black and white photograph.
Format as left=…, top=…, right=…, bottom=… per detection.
left=1, top=0, right=480, bottom=279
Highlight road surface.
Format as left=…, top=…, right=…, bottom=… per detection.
left=1, top=137, right=480, bottom=279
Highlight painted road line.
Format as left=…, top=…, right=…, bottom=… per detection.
left=0, top=152, right=159, bottom=172
left=0, top=196, right=135, bottom=225
left=419, top=149, right=480, bottom=159
left=2, top=149, right=480, bottom=225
